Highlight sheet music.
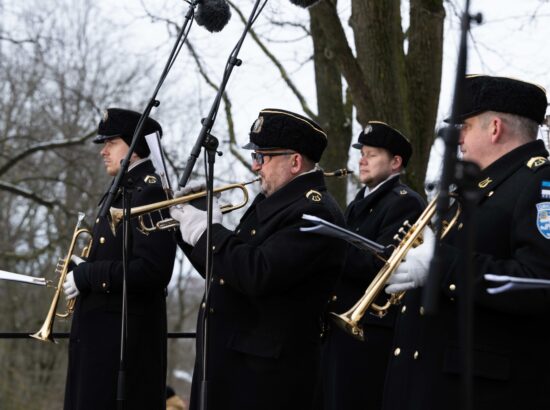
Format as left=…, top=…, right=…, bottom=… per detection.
left=484, top=273, right=550, bottom=294
left=146, top=132, right=172, bottom=192
left=301, top=214, right=386, bottom=255
left=0, top=269, right=48, bottom=286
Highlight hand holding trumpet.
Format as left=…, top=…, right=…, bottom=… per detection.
left=169, top=182, right=223, bottom=246
left=385, top=226, right=436, bottom=294
left=63, top=255, right=84, bottom=300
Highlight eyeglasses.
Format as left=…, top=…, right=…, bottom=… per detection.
left=250, top=151, right=294, bottom=165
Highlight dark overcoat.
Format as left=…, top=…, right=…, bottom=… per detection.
left=182, top=171, right=347, bottom=410
left=321, top=175, right=425, bottom=410
left=64, top=160, right=176, bottom=410
left=383, top=140, right=550, bottom=410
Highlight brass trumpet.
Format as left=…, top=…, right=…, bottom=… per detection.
left=330, top=195, right=460, bottom=341
left=108, top=169, right=351, bottom=235
left=31, top=213, right=92, bottom=343
left=108, top=179, right=259, bottom=235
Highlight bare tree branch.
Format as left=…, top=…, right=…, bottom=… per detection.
left=185, top=40, right=253, bottom=174
left=227, top=0, right=317, bottom=120
left=0, top=35, right=38, bottom=45
left=0, top=180, right=63, bottom=209
left=0, top=130, right=96, bottom=177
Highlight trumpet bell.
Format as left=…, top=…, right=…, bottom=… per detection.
left=328, top=195, right=460, bottom=341
left=329, top=312, right=365, bottom=341
left=30, top=213, right=92, bottom=343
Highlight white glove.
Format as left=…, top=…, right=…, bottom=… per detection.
left=385, top=226, right=436, bottom=294
left=170, top=196, right=223, bottom=246
left=173, top=181, right=206, bottom=198
left=71, top=255, right=84, bottom=266
left=63, top=271, right=80, bottom=300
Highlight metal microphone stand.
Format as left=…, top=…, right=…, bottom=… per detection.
left=116, top=178, right=133, bottom=410
left=422, top=2, right=482, bottom=409
left=175, top=2, right=268, bottom=410
left=91, top=2, right=200, bottom=407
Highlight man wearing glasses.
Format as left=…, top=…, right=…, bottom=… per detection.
left=170, top=108, right=347, bottom=410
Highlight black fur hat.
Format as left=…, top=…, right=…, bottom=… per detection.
left=352, top=121, right=412, bottom=167
left=446, top=75, right=547, bottom=124
left=242, top=108, right=327, bottom=162
left=94, top=108, right=163, bottom=158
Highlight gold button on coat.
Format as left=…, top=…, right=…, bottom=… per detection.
left=394, top=348, right=401, bottom=356
left=99, top=237, right=106, bottom=244
left=413, top=351, right=419, bottom=360
left=401, top=305, right=407, bottom=314
left=449, top=284, right=456, bottom=291
left=250, top=229, right=256, bottom=236
left=219, top=278, right=225, bottom=285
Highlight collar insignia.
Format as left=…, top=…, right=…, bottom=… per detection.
left=144, top=175, right=157, bottom=184
left=306, top=190, right=322, bottom=202
left=527, top=156, right=547, bottom=169
left=478, top=177, right=492, bottom=189
left=364, top=124, right=373, bottom=134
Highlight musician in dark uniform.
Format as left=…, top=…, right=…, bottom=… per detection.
left=320, top=122, right=425, bottom=410
left=383, top=75, right=550, bottom=410
left=169, top=108, right=347, bottom=410
left=62, top=108, right=177, bottom=410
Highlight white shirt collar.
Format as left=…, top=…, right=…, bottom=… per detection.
left=364, top=173, right=400, bottom=198
left=128, top=157, right=149, bottom=172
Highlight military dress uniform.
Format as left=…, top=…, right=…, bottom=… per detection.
left=182, top=170, right=346, bottom=410
left=322, top=176, right=425, bottom=410
left=177, top=108, right=347, bottom=410
left=321, top=122, right=425, bottom=410
left=382, top=77, right=550, bottom=409
left=64, top=161, right=176, bottom=410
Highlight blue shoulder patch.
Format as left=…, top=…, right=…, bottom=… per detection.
left=536, top=202, right=550, bottom=239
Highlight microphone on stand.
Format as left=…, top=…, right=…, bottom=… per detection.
left=196, top=0, right=232, bottom=32
left=289, top=0, right=322, bottom=8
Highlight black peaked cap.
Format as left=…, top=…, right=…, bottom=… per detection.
left=352, top=121, right=412, bottom=167
left=242, top=108, right=327, bottom=162
left=446, top=75, right=547, bottom=124
left=94, top=108, right=163, bottom=158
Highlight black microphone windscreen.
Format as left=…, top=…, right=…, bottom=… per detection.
left=196, top=0, right=231, bottom=33
left=289, top=0, right=321, bottom=8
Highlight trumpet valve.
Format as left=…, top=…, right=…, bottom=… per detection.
left=403, top=220, right=412, bottom=228
left=412, top=236, right=424, bottom=247
left=393, top=234, right=402, bottom=242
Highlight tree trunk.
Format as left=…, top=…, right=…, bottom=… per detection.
left=310, top=0, right=444, bottom=194
left=310, top=3, right=353, bottom=208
